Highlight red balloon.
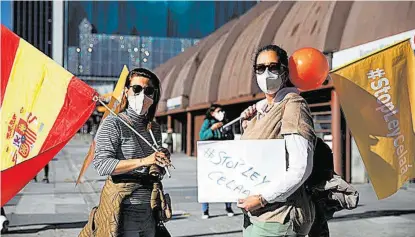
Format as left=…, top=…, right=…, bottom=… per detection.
left=288, top=47, right=329, bottom=91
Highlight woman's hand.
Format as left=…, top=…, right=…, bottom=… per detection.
left=242, top=120, right=249, bottom=130
left=241, top=105, right=257, bottom=130
left=241, top=105, right=257, bottom=120
left=210, top=122, right=223, bottom=131
left=237, top=195, right=266, bottom=212
left=110, top=149, right=171, bottom=176
left=144, top=151, right=171, bottom=167
left=158, top=147, right=171, bottom=159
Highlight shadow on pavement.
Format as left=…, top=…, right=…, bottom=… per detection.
left=170, top=216, right=189, bottom=221
left=177, top=230, right=242, bottom=237
left=208, top=213, right=243, bottom=219
left=4, top=221, right=87, bottom=235
left=5, top=191, right=99, bottom=196
left=4, top=213, right=189, bottom=235
left=331, top=209, right=415, bottom=222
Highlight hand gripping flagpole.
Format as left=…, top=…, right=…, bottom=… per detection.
left=93, top=96, right=171, bottom=178
left=222, top=101, right=263, bottom=129
left=221, top=101, right=263, bottom=130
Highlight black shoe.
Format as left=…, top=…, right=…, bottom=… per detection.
left=202, top=210, right=209, bottom=219
left=42, top=177, right=49, bottom=183
left=226, top=207, right=234, bottom=217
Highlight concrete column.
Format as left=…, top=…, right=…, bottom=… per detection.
left=167, top=115, right=172, bottom=130
left=52, top=0, right=63, bottom=65
left=345, top=126, right=351, bottom=183
left=186, top=112, right=192, bottom=157
left=331, top=90, right=343, bottom=177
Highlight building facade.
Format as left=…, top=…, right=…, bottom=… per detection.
left=67, top=19, right=200, bottom=78
left=65, top=1, right=256, bottom=45
left=13, top=1, right=53, bottom=57
left=63, top=1, right=256, bottom=94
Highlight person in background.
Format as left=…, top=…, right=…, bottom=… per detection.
left=33, top=163, right=49, bottom=183
left=164, top=128, right=174, bottom=154
left=199, top=104, right=234, bottom=219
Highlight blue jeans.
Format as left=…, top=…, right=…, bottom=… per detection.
left=202, top=203, right=232, bottom=212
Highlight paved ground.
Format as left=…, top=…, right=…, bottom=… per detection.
left=3, top=136, right=415, bottom=237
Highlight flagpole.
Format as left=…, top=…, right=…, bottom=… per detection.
left=94, top=96, right=172, bottom=178
left=222, top=116, right=242, bottom=129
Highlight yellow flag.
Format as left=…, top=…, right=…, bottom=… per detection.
left=102, top=65, right=129, bottom=117
left=76, top=65, right=129, bottom=185
left=331, top=39, right=415, bottom=199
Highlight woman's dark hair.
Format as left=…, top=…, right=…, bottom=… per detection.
left=120, top=68, right=161, bottom=122
left=253, top=45, right=295, bottom=89
left=205, top=104, right=222, bottom=120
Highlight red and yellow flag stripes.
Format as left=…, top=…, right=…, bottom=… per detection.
left=1, top=25, right=97, bottom=206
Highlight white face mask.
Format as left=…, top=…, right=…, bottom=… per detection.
left=214, top=111, right=225, bottom=122
left=128, top=92, right=153, bottom=115
left=256, top=68, right=283, bottom=94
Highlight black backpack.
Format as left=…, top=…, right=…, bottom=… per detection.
left=306, top=137, right=335, bottom=187
left=220, top=123, right=235, bottom=140
left=208, top=119, right=234, bottom=140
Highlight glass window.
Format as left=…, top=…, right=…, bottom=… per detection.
left=67, top=22, right=200, bottom=76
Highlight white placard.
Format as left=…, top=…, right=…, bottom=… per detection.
left=197, top=139, right=286, bottom=203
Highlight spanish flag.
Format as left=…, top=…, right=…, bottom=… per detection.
left=331, top=39, right=415, bottom=199
left=1, top=25, right=97, bottom=206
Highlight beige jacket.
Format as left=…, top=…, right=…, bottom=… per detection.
left=79, top=177, right=141, bottom=237
left=241, top=92, right=316, bottom=232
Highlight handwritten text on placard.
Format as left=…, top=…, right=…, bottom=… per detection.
left=197, top=140, right=286, bottom=203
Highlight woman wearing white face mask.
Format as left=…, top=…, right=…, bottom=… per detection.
left=237, top=45, right=316, bottom=237
left=199, top=104, right=235, bottom=219
left=80, top=68, right=172, bottom=237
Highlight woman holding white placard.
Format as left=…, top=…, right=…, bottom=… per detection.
left=237, top=45, right=316, bottom=237
left=199, top=104, right=235, bottom=219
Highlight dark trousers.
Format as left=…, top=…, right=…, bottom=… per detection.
left=120, top=204, right=155, bottom=237
left=308, top=202, right=330, bottom=237
left=167, top=144, right=173, bottom=154
left=33, top=163, right=49, bottom=180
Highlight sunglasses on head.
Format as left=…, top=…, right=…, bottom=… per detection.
left=254, top=62, right=284, bottom=75
left=130, top=85, right=155, bottom=96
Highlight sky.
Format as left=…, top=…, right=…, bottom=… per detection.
left=1, top=0, right=12, bottom=29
